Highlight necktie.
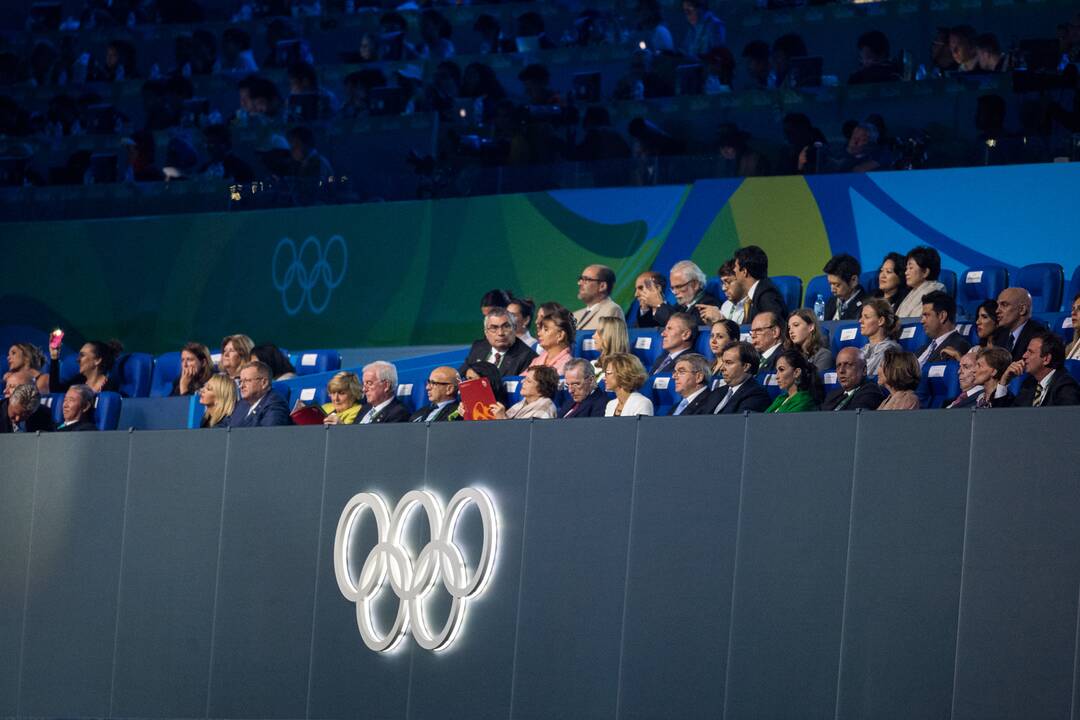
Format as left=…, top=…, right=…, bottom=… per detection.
left=743, top=297, right=751, bottom=319
left=656, top=355, right=674, bottom=374
left=1004, top=334, right=1015, bottom=353
left=834, top=389, right=855, bottom=411
left=565, top=402, right=580, bottom=418
left=976, top=393, right=990, bottom=409
left=948, top=393, right=965, bottom=408
left=713, top=387, right=732, bottom=413
left=920, top=339, right=939, bottom=366
left=1033, top=382, right=1045, bottom=407
left=362, top=407, right=377, bottom=424
left=674, top=398, right=689, bottom=416
left=493, top=352, right=503, bottom=367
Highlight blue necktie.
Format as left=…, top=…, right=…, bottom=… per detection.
left=674, top=397, right=689, bottom=415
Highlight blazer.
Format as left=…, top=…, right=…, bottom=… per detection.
left=605, top=392, right=654, bottom=416
left=668, top=387, right=719, bottom=416
left=712, top=379, right=773, bottom=414
left=0, top=401, right=56, bottom=433
left=356, top=398, right=412, bottom=424
left=947, top=389, right=983, bottom=409
left=409, top=402, right=460, bottom=422
left=915, top=330, right=971, bottom=365
left=757, top=344, right=783, bottom=374
left=746, top=277, right=788, bottom=322
left=878, top=389, right=920, bottom=410
left=1010, top=370, right=1080, bottom=407
left=765, top=390, right=818, bottom=413
left=821, top=381, right=886, bottom=411
left=824, top=287, right=867, bottom=321
left=633, top=290, right=723, bottom=328
left=650, top=348, right=692, bottom=375
left=558, top=388, right=609, bottom=418
left=229, top=391, right=292, bottom=428
left=459, top=337, right=537, bottom=377
left=573, top=297, right=624, bottom=332
left=1004, top=319, right=1047, bottom=362
left=58, top=419, right=97, bottom=431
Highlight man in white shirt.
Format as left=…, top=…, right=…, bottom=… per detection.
left=357, top=361, right=410, bottom=423
left=573, top=264, right=623, bottom=331
left=669, top=353, right=717, bottom=415
left=749, top=311, right=783, bottom=373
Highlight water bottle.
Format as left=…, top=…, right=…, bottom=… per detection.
left=814, top=294, right=825, bottom=321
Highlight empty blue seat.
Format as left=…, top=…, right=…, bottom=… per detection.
left=771, top=275, right=803, bottom=315
left=648, top=374, right=679, bottom=415
left=1034, top=312, right=1071, bottom=343
left=938, top=269, right=958, bottom=298
left=294, top=383, right=330, bottom=407
left=116, top=352, right=153, bottom=398
left=94, top=391, right=122, bottom=430
left=393, top=372, right=428, bottom=412
left=271, top=381, right=291, bottom=406
left=149, top=351, right=181, bottom=397
left=924, top=361, right=961, bottom=408
left=629, top=329, right=663, bottom=369
left=502, top=376, right=524, bottom=407
left=293, top=350, right=342, bottom=376
left=1015, top=263, right=1065, bottom=314
left=829, top=321, right=865, bottom=356
left=803, top=274, right=831, bottom=309
left=897, top=321, right=927, bottom=353
left=957, top=265, right=1008, bottom=318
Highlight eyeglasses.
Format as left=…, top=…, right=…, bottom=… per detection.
left=749, top=326, right=776, bottom=335
left=577, top=275, right=602, bottom=283
left=485, top=323, right=512, bottom=332
left=671, top=368, right=697, bottom=376
left=238, top=377, right=263, bottom=385
left=362, top=380, right=384, bottom=387
left=671, top=280, right=695, bottom=292
left=565, top=381, right=588, bottom=389
left=426, top=380, right=456, bottom=387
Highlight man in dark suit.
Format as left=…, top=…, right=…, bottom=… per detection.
left=823, top=253, right=867, bottom=321
left=356, top=361, right=411, bottom=424
left=733, top=245, right=787, bottom=322
left=651, top=312, right=697, bottom=375
left=712, top=341, right=772, bottom=414
left=0, top=380, right=56, bottom=433
left=409, top=366, right=462, bottom=422
left=459, top=307, right=537, bottom=378
left=230, top=361, right=291, bottom=427
left=998, top=332, right=1080, bottom=407
left=946, top=349, right=984, bottom=408
left=822, top=347, right=886, bottom=411
left=916, top=291, right=971, bottom=367
left=558, top=359, right=608, bottom=418
left=57, top=384, right=98, bottom=431
left=669, top=353, right=719, bottom=415
left=749, top=311, right=784, bottom=374
left=668, top=260, right=723, bottom=324
left=996, top=287, right=1046, bottom=361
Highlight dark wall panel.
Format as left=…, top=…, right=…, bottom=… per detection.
left=618, top=415, right=744, bottom=720
left=836, top=411, right=970, bottom=720
left=724, top=413, right=857, bottom=720
left=952, top=409, right=1080, bottom=720
left=19, top=433, right=130, bottom=717
left=510, top=418, right=639, bottom=720
left=207, top=427, right=328, bottom=719
left=0, top=437, right=38, bottom=716
left=110, top=430, right=228, bottom=718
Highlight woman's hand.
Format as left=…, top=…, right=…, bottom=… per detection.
left=323, top=412, right=340, bottom=425
left=178, top=364, right=196, bottom=394
left=489, top=402, right=507, bottom=420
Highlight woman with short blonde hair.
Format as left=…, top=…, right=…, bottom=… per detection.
left=199, top=373, right=239, bottom=428
left=602, top=352, right=653, bottom=416
left=322, top=371, right=364, bottom=424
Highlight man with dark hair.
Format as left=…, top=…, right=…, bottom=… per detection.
left=822, top=253, right=866, bottom=320
left=712, top=341, right=771, bottom=414
left=286, top=125, right=333, bottom=181
left=559, top=359, right=608, bottom=418
left=996, top=287, right=1046, bottom=361
left=632, top=271, right=672, bottom=328
left=652, top=312, right=697, bottom=374
left=733, top=245, right=787, bottom=322
left=822, top=347, right=886, bottom=411
left=507, top=296, right=537, bottom=348
left=480, top=289, right=513, bottom=316
left=229, top=361, right=291, bottom=427
left=916, top=290, right=971, bottom=366
left=670, top=353, right=718, bottom=415
left=998, top=332, right=1080, bottom=407
left=849, top=30, right=901, bottom=84
left=949, top=25, right=979, bottom=72
left=975, top=33, right=1009, bottom=72
left=573, top=264, right=623, bottom=331
left=287, top=60, right=337, bottom=121
left=741, top=40, right=771, bottom=88
left=460, top=308, right=537, bottom=377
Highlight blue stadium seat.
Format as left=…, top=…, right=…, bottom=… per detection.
left=755, top=371, right=782, bottom=399
left=924, top=361, right=961, bottom=409
left=803, top=274, right=831, bottom=309
left=271, top=381, right=291, bottom=406
left=116, top=352, right=153, bottom=398
left=957, top=265, right=1008, bottom=318
left=394, top=373, right=427, bottom=412
left=1007, top=375, right=1024, bottom=396
left=59, top=354, right=80, bottom=383
left=860, top=270, right=880, bottom=295
left=897, top=321, right=926, bottom=353
left=955, top=321, right=978, bottom=346
left=821, top=369, right=841, bottom=398
left=629, top=329, right=663, bottom=369
left=1067, top=266, right=1080, bottom=311
left=502, top=376, right=523, bottom=407
left=149, top=351, right=181, bottom=398
left=693, top=330, right=712, bottom=356
left=829, top=321, right=865, bottom=356
left=94, top=392, right=122, bottom=430
left=1067, top=360, right=1080, bottom=384
left=575, top=330, right=600, bottom=361
left=938, top=269, right=958, bottom=298
left=1015, top=263, right=1064, bottom=314
left=293, top=350, right=342, bottom=376
left=294, top=383, right=329, bottom=407
left=649, top=374, right=679, bottom=415
left=1035, top=313, right=1071, bottom=343
left=43, top=393, right=65, bottom=425
left=772, top=275, right=803, bottom=314
left=705, top=277, right=726, bottom=304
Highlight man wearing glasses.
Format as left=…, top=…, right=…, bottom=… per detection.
left=459, top=308, right=537, bottom=378
left=410, top=367, right=462, bottom=422
left=572, top=264, right=624, bottom=332
left=558, top=359, right=608, bottom=418
left=357, top=361, right=410, bottom=424
left=230, top=361, right=291, bottom=427
left=749, top=311, right=784, bottom=374
left=669, top=260, right=722, bottom=319
left=669, top=354, right=718, bottom=415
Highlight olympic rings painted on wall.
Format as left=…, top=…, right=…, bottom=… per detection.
left=271, top=235, right=347, bottom=316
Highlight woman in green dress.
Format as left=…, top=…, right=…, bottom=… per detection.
left=765, top=349, right=823, bottom=413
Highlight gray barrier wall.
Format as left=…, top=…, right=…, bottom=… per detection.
left=2, top=409, right=1080, bottom=720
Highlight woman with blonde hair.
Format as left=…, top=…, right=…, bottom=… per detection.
left=321, top=371, right=364, bottom=425
left=199, top=373, right=239, bottom=428
left=1066, top=293, right=1080, bottom=361
left=593, top=315, right=630, bottom=374
left=602, top=352, right=653, bottom=416
left=5, top=342, right=49, bottom=393
left=219, top=333, right=254, bottom=380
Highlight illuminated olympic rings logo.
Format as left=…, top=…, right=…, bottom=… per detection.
left=333, top=488, right=499, bottom=653
left=271, top=235, right=347, bottom=316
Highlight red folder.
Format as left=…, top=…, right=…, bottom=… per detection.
left=290, top=404, right=328, bottom=425
left=459, top=378, right=498, bottom=420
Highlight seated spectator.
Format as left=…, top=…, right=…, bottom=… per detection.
left=696, top=260, right=744, bottom=325
left=822, top=346, right=886, bottom=411
left=219, top=334, right=254, bottom=381
left=636, top=0, right=674, bottom=53
left=491, top=365, right=558, bottom=419
left=237, top=75, right=284, bottom=123
left=251, top=343, right=296, bottom=381
left=122, top=131, right=163, bottom=183
left=49, top=339, right=122, bottom=395
left=419, top=10, right=455, bottom=60
left=877, top=349, right=922, bottom=410
left=536, top=301, right=569, bottom=328
left=734, top=245, right=787, bottom=322
left=823, top=253, right=866, bottom=320
left=896, top=246, right=946, bottom=318
left=998, top=331, right=1080, bottom=407
left=341, top=69, right=387, bottom=120
left=973, top=346, right=1014, bottom=407
left=670, top=353, right=718, bottom=415
left=573, top=264, right=623, bottom=331
left=0, top=382, right=55, bottom=433
left=975, top=33, right=1010, bottom=72
left=946, top=347, right=984, bottom=408
left=750, top=311, right=786, bottom=374
left=287, top=126, right=333, bottom=182
left=788, top=309, right=833, bottom=373
left=530, top=307, right=575, bottom=375
left=631, top=270, right=671, bottom=328
left=770, top=33, right=808, bottom=88
left=652, top=312, right=698, bottom=374
left=200, top=124, right=254, bottom=182
left=680, top=0, right=725, bottom=59
left=930, top=27, right=958, bottom=75
left=474, top=15, right=513, bottom=55
left=918, top=291, right=971, bottom=365
left=518, top=64, right=560, bottom=106
left=460, top=63, right=507, bottom=125
left=462, top=360, right=508, bottom=406
left=58, top=384, right=97, bottom=431
left=671, top=260, right=722, bottom=322
left=949, top=25, right=979, bottom=73
left=996, top=287, right=1046, bottom=360
left=507, top=297, right=538, bottom=349
left=162, top=138, right=200, bottom=182
left=708, top=319, right=740, bottom=382
left=5, top=343, right=49, bottom=394
left=824, top=122, right=883, bottom=174
left=514, top=12, right=556, bottom=51
left=356, top=361, right=409, bottom=424
left=712, top=340, right=771, bottom=414
left=602, top=352, right=653, bottom=416
left=199, top=373, right=238, bottom=428
left=172, top=342, right=214, bottom=396
left=848, top=30, right=901, bottom=85
left=613, top=50, right=672, bottom=102
left=873, top=252, right=910, bottom=313
left=859, top=298, right=902, bottom=378
left=976, top=304, right=1008, bottom=348
left=765, top=349, right=821, bottom=413
left=560, top=359, right=608, bottom=418
left=217, top=27, right=258, bottom=74
left=229, top=361, right=290, bottom=427
left=410, top=367, right=461, bottom=423
left=264, top=18, right=314, bottom=68
left=741, top=40, right=771, bottom=89
left=355, top=33, right=380, bottom=64
left=572, top=107, right=632, bottom=165
left=320, top=371, right=364, bottom=424
left=378, top=13, right=419, bottom=61
left=781, top=112, right=826, bottom=175
left=288, top=61, right=338, bottom=121
left=460, top=308, right=537, bottom=377
left=95, top=39, right=138, bottom=82
left=715, top=124, right=765, bottom=178
left=1067, top=293, right=1080, bottom=360
left=593, top=316, right=630, bottom=375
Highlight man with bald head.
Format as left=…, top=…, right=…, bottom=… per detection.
left=996, top=287, right=1045, bottom=361
left=410, top=366, right=462, bottom=422
left=821, top=346, right=886, bottom=411
left=0, top=379, right=56, bottom=433
left=573, top=264, right=624, bottom=331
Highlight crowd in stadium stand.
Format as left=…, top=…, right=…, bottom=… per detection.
left=4, top=243, right=1080, bottom=431
left=1, top=0, right=1078, bottom=198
